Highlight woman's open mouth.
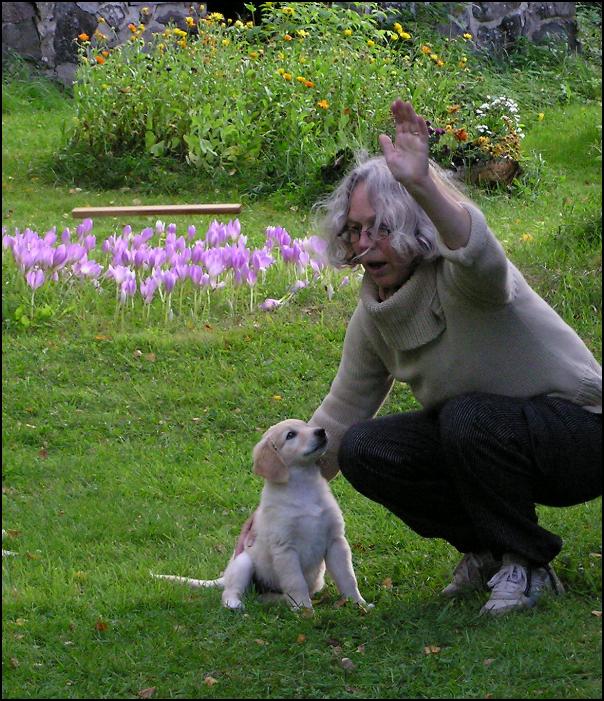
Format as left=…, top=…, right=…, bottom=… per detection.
left=365, top=261, right=388, bottom=274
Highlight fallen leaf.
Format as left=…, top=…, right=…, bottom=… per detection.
left=334, top=596, right=348, bottom=608
left=254, top=638, right=268, bottom=646
left=203, top=676, right=218, bottom=687
left=356, top=644, right=365, bottom=654
left=38, top=448, right=48, bottom=459
left=483, top=658, right=495, bottom=666
left=382, top=577, right=393, bottom=589
left=95, top=619, right=109, bottom=632
left=296, top=634, right=306, bottom=643
left=9, top=657, right=19, bottom=668
left=591, top=610, right=602, bottom=618
left=6, top=530, right=21, bottom=538
left=144, top=353, right=156, bottom=362
left=95, top=335, right=111, bottom=341
left=424, top=645, right=441, bottom=655
left=589, top=552, right=602, bottom=558
left=137, top=688, right=156, bottom=698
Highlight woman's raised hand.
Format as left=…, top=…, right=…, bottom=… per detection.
left=378, top=99, right=430, bottom=189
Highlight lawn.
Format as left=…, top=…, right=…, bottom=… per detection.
left=2, top=41, right=602, bottom=700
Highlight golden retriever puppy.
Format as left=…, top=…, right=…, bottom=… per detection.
left=152, top=419, right=369, bottom=611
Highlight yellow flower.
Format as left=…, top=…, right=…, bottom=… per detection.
left=538, top=112, right=545, bottom=121
left=297, top=29, right=308, bottom=38
left=208, top=12, right=224, bottom=21
left=249, top=50, right=258, bottom=59
left=343, top=28, right=353, bottom=37
left=463, top=33, right=473, bottom=40
left=177, top=39, right=187, bottom=48
left=277, top=67, right=285, bottom=75
left=317, top=99, right=329, bottom=109
left=234, top=20, right=244, bottom=28
left=281, top=6, right=295, bottom=15
left=282, top=72, right=292, bottom=81
left=367, top=39, right=375, bottom=47
left=97, top=16, right=106, bottom=23
left=400, top=31, right=411, bottom=40
left=447, top=104, right=461, bottom=113
left=436, top=59, right=445, bottom=67
left=185, top=16, right=195, bottom=27
left=222, top=38, right=230, bottom=46
left=421, top=45, right=431, bottom=54
left=521, top=233, right=534, bottom=243
left=296, top=75, right=306, bottom=83
left=390, top=32, right=399, bottom=41
left=430, top=53, right=439, bottom=61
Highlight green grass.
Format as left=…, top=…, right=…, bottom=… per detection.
left=2, top=59, right=602, bottom=699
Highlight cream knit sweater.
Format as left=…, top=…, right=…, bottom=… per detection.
left=310, top=202, right=602, bottom=480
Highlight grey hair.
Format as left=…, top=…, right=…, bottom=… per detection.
left=313, top=152, right=468, bottom=268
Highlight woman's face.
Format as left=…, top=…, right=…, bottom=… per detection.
left=347, top=182, right=415, bottom=299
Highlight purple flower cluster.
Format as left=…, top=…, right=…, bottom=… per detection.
left=2, top=217, right=338, bottom=313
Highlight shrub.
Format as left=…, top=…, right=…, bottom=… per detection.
left=63, top=2, right=521, bottom=197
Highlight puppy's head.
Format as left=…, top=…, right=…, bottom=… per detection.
left=252, top=419, right=328, bottom=483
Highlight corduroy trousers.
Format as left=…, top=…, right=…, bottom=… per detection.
left=338, top=392, right=602, bottom=565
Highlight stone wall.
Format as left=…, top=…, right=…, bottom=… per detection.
left=2, top=2, right=578, bottom=86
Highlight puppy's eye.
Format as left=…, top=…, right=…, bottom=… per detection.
left=285, top=431, right=297, bottom=440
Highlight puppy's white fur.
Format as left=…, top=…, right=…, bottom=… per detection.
left=152, top=419, right=368, bottom=611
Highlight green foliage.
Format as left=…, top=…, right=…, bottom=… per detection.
left=59, top=2, right=500, bottom=198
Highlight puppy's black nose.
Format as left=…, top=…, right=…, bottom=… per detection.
left=314, top=428, right=326, bottom=439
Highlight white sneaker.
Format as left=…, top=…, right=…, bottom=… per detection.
left=441, top=551, right=501, bottom=597
left=480, top=554, right=565, bottom=616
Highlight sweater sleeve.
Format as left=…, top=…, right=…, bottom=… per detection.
left=309, top=306, right=394, bottom=480
left=436, top=201, right=516, bottom=306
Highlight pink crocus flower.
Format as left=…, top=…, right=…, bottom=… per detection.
left=26, top=269, right=45, bottom=290
left=259, top=298, right=281, bottom=311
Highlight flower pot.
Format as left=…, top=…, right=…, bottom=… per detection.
left=465, top=158, right=521, bottom=187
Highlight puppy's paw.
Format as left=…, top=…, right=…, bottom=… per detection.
left=223, top=597, right=244, bottom=611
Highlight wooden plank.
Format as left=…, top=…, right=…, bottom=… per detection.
left=71, top=203, right=242, bottom=218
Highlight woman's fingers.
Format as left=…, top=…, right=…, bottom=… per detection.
left=378, top=133, right=395, bottom=157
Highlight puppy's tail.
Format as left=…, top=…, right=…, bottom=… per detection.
left=150, top=572, right=225, bottom=589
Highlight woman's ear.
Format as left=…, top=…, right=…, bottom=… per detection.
left=253, top=438, right=289, bottom=483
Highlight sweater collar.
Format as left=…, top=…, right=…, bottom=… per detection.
left=360, top=262, right=445, bottom=350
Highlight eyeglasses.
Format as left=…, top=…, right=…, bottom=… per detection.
left=337, top=224, right=392, bottom=245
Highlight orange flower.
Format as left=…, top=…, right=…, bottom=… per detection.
left=95, top=55, right=106, bottom=64
left=283, top=34, right=293, bottom=41
left=317, top=99, right=329, bottom=109
left=304, top=80, right=315, bottom=88
left=78, top=33, right=90, bottom=41
left=454, top=128, right=468, bottom=142
left=128, top=23, right=137, bottom=32
left=101, top=50, right=110, bottom=57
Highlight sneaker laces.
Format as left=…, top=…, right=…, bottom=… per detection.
left=487, top=563, right=530, bottom=597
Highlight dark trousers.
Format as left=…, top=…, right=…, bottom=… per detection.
left=338, top=393, right=602, bottom=565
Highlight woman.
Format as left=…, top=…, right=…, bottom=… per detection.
left=310, top=99, right=602, bottom=615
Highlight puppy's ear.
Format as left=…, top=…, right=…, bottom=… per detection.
left=253, top=438, right=289, bottom=483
